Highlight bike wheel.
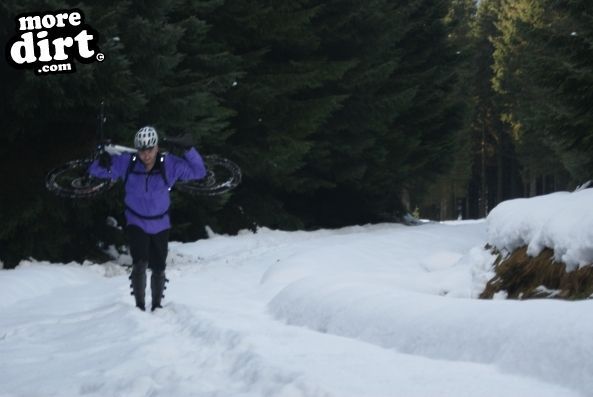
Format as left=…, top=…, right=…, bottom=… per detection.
left=176, top=155, right=242, bottom=196
left=46, top=159, right=115, bottom=199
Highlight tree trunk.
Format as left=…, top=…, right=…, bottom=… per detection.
left=529, top=172, right=537, bottom=197
left=440, top=196, right=448, bottom=221
left=480, top=127, right=487, bottom=217
left=497, top=143, right=503, bottom=205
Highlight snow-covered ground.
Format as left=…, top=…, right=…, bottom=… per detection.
left=1, top=191, right=593, bottom=397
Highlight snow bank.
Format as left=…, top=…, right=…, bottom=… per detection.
left=259, top=222, right=488, bottom=299
left=0, top=261, right=108, bottom=308
left=487, top=189, right=593, bottom=269
left=268, top=277, right=593, bottom=396
left=3, top=218, right=590, bottom=396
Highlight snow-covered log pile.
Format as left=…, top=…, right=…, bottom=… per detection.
left=482, top=188, right=593, bottom=299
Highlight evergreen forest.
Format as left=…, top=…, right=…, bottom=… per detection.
left=1, top=0, right=592, bottom=268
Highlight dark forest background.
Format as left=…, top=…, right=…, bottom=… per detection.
left=1, top=0, right=592, bottom=268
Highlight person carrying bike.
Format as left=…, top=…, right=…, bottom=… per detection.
left=89, top=126, right=207, bottom=311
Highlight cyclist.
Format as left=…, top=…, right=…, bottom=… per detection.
left=89, top=126, right=206, bottom=311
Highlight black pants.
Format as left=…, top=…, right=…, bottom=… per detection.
left=127, top=225, right=170, bottom=272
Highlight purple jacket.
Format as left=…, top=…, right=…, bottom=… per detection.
left=89, top=148, right=207, bottom=234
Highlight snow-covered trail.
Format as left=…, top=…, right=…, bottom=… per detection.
left=0, top=223, right=588, bottom=397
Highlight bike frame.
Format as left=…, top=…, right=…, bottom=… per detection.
left=104, top=143, right=137, bottom=155
left=103, top=143, right=177, bottom=157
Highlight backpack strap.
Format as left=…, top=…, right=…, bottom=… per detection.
left=124, top=154, right=138, bottom=186
left=158, top=154, right=171, bottom=190
left=124, top=153, right=171, bottom=191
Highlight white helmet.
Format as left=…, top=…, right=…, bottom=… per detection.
left=134, top=126, right=158, bottom=149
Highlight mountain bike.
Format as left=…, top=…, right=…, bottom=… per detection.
left=45, top=101, right=241, bottom=199
left=45, top=141, right=241, bottom=199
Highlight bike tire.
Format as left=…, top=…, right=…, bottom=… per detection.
left=46, top=159, right=115, bottom=199
left=176, top=155, right=242, bottom=196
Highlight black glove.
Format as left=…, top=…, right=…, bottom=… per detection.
left=162, top=133, right=195, bottom=150
left=98, top=148, right=112, bottom=169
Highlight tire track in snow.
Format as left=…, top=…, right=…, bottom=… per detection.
left=105, top=303, right=330, bottom=397
left=0, top=269, right=327, bottom=397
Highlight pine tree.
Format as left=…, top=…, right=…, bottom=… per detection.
left=383, top=0, right=467, bottom=220
left=299, top=0, right=467, bottom=225
left=204, top=0, right=354, bottom=229
left=417, top=0, right=477, bottom=220
left=469, top=0, right=509, bottom=214
left=0, top=0, right=122, bottom=267
left=298, top=0, right=417, bottom=225
left=491, top=0, right=577, bottom=192
left=0, top=0, right=238, bottom=266
left=525, top=0, right=593, bottom=182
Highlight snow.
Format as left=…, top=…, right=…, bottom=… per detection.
left=487, top=188, right=593, bottom=269
left=1, top=191, right=593, bottom=396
